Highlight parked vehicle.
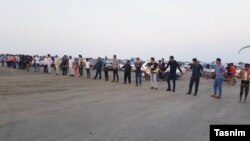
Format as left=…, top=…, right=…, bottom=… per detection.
left=202, top=63, right=216, bottom=77
left=103, top=60, right=113, bottom=70
left=141, top=61, right=183, bottom=80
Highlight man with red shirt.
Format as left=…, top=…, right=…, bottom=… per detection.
left=230, top=63, right=237, bottom=80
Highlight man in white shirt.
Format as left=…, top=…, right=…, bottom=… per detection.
left=44, top=56, right=48, bottom=73
left=34, top=55, right=40, bottom=72
left=85, top=58, right=90, bottom=79
left=68, top=56, right=74, bottom=76
left=47, top=54, right=53, bottom=74
left=79, top=55, right=85, bottom=77
left=54, top=55, right=61, bottom=75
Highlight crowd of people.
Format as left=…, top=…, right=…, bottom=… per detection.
left=1, top=54, right=250, bottom=103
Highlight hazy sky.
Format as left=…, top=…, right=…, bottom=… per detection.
left=1, top=0, right=250, bottom=62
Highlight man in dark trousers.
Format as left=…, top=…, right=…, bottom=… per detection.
left=94, top=57, right=103, bottom=80
left=111, top=55, right=119, bottom=82
left=61, top=56, right=68, bottom=75
left=186, top=58, right=203, bottom=96
left=122, top=60, right=132, bottom=84
left=135, top=57, right=142, bottom=86
left=166, top=56, right=183, bottom=92
left=103, top=64, right=109, bottom=81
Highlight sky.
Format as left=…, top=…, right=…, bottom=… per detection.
left=1, top=0, right=250, bottom=63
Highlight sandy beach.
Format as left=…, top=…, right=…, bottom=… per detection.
left=0, top=66, right=249, bottom=141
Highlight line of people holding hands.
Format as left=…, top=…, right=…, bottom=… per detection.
left=1, top=54, right=249, bottom=103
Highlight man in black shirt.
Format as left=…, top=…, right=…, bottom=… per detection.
left=147, top=57, right=159, bottom=90
left=94, top=57, right=103, bottom=80
left=61, top=55, right=68, bottom=75
left=135, top=57, right=142, bottom=86
left=186, top=58, right=203, bottom=96
left=166, top=56, right=183, bottom=92
left=122, top=60, right=132, bottom=84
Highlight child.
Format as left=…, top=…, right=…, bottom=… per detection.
left=122, top=60, right=132, bottom=84
left=103, top=64, right=109, bottom=81
left=238, top=64, right=250, bottom=103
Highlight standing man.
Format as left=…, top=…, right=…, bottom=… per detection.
left=26, top=55, right=32, bottom=72
left=79, top=55, right=85, bottom=77
left=44, top=55, right=48, bottom=73
left=61, top=56, right=68, bottom=75
left=34, top=55, right=40, bottom=72
left=211, top=58, right=224, bottom=99
left=111, top=55, right=119, bottom=83
left=94, top=57, right=103, bottom=79
left=54, top=55, right=61, bottom=75
left=68, top=56, right=74, bottom=76
left=230, top=63, right=237, bottom=80
left=166, top=56, right=183, bottom=92
left=147, top=57, right=158, bottom=90
left=16, top=55, right=20, bottom=69
left=79, top=55, right=85, bottom=78
left=186, top=58, right=203, bottom=96
left=47, top=54, right=53, bottom=74
left=238, top=64, right=250, bottom=103
left=1, top=55, right=5, bottom=67
left=85, top=58, right=91, bottom=79
left=103, top=64, right=109, bottom=81
left=122, top=60, right=132, bottom=84
left=135, top=57, right=142, bottom=86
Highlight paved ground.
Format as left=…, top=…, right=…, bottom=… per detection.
left=0, top=66, right=249, bottom=141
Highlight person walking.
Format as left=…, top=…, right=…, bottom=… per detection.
left=111, top=55, right=119, bottom=83
left=122, top=60, right=132, bottom=84
left=166, top=56, right=183, bottom=92
left=54, top=55, right=61, bottom=75
left=94, top=57, right=103, bottom=79
left=135, top=57, right=142, bottom=86
left=211, top=58, right=225, bottom=99
left=85, top=58, right=91, bottom=79
left=147, top=57, right=159, bottom=90
left=238, top=64, right=250, bottom=103
left=186, top=58, right=203, bottom=96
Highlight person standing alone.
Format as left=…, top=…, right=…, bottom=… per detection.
left=186, top=58, right=203, bottom=96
